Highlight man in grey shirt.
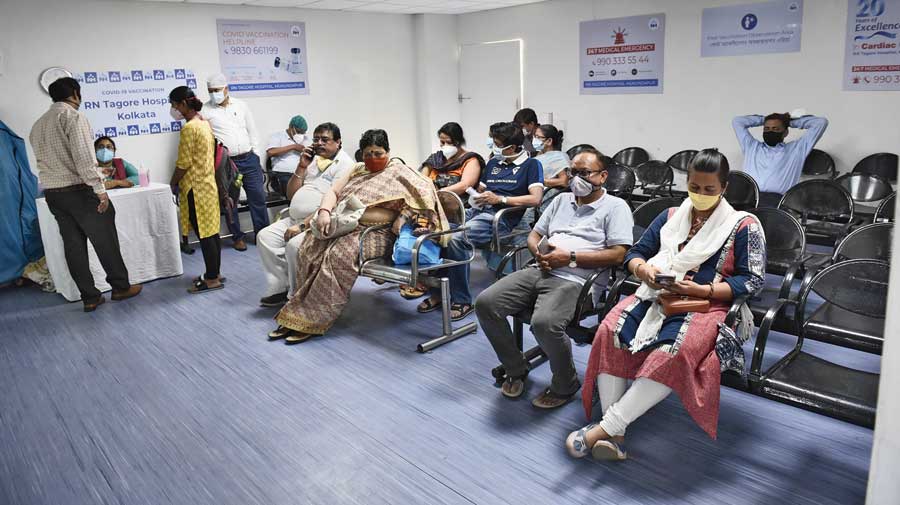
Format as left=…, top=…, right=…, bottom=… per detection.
left=475, top=148, right=633, bottom=409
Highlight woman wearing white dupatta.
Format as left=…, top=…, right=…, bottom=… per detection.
left=565, top=149, right=766, bottom=461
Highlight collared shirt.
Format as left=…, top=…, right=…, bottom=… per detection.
left=267, top=129, right=303, bottom=173
left=203, top=97, right=259, bottom=156
left=29, top=102, right=105, bottom=194
left=302, top=149, right=355, bottom=194
left=732, top=114, right=829, bottom=194
left=534, top=190, right=634, bottom=285
left=480, top=150, right=543, bottom=212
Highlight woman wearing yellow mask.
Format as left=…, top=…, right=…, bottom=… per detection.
left=565, top=148, right=766, bottom=461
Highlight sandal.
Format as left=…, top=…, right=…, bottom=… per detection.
left=268, top=326, right=291, bottom=340
left=501, top=373, right=528, bottom=398
left=193, top=275, right=226, bottom=284
left=450, top=303, right=474, bottom=321
left=399, top=284, right=427, bottom=300
left=531, top=384, right=581, bottom=409
left=565, top=423, right=599, bottom=458
left=417, top=297, right=441, bottom=313
left=591, top=438, right=627, bottom=461
left=187, top=279, right=224, bottom=294
left=285, top=331, right=316, bottom=345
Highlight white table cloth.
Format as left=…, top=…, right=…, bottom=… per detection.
left=36, top=183, right=183, bottom=301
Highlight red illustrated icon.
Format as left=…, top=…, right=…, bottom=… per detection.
left=853, top=76, right=861, bottom=84
left=612, top=27, right=628, bottom=45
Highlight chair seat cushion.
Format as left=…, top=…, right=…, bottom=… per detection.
left=804, top=221, right=847, bottom=238
left=766, top=249, right=802, bottom=275
left=804, top=302, right=884, bottom=354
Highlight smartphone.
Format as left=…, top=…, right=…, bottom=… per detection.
left=465, top=187, right=481, bottom=198
left=655, top=273, right=676, bottom=287
left=537, top=236, right=551, bottom=255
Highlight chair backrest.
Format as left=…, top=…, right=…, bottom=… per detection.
left=634, top=160, right=674, bottom=187
left=799, top=259, right=889, bottom=324
left=751, top=208, right=806, bottom=267
left=778, top=179, right=854, bottom=223
left=833, top=222, right=893, bottom=262
left=875, top=192, right=896, bottom=222
left=666, top=150, right=697, bottom=173
left=853, top=152, right=898, bottom=183
left=631, top=196, right=682, bottom=242
left=613, top=147, right=650, bottom=168
left=604, top=163, right=636, bottom=196
left=437, top=190, right=466, bottom=226
left=725, top=171, right=760, bottom=211
left=566, top=143, right=597, bottom=159
left=802, top=149, right=836, bottom=178
left=835, top=172, right=893, bottom=203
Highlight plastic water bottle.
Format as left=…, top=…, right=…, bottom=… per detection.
left=138, top=164, right=150, bottom=187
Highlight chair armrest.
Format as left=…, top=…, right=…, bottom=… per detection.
left=496, top=245, right=531, bottom=279
left=277, top=207, right=291, bottom=221
left=725, top=293, right=750, bottom=328
left=491, top=206, right=528, bottom=252
left=604, top=267, right=630, bottom=311
left=572, top=268, right=610, bottom=323
left=411, top=226, right=476, bottom=281
left=357, top=223, right=392, bottom=266
left=776, top=257, right=806, bottom=299
left=749, top=298, right=798, bottom=386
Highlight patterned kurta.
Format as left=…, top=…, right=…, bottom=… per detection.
left=176, top=119, right=218, bottom=239
left=582, top=208, right=766, bottom=439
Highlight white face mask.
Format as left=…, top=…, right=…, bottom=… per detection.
left=170, top=107, right=184, bottom=121
left=440, top=144, right=458, bottom=159
left=569, top=175, right=597, bottom=197
left=522, top=128, right=529, bottom=137
left=292, top=133, right=306, bottom=144
left=210, top=91, right=226, bottom=104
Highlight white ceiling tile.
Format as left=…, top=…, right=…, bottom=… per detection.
left=246, top=0, right=322, bottom=6
left=349, top=2, right=416, bottom=12
left=302, top=0, right=371, bottom=9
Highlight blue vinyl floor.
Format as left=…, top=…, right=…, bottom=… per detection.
left=0, top=242, right=877, bottom=505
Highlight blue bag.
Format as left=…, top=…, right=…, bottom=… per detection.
left=392, top=224, right=441, bottom=265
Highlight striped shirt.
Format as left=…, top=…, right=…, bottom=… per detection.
left=29, top=102, right=105, bottom=194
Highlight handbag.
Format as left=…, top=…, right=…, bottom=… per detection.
left=310, top=195, right=366, bottom=240
left=392, top=224, right=441, bottom=266
left=658, top=293, right=710, bottom=317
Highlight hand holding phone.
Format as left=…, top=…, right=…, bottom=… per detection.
left=654, top=273, right=676, bottom=288
left=537, top=236, right=551, bottom=256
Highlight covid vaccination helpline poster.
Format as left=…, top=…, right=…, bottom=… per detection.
left=844, top=0, right=900, bottom=91
left=579, top=14, right=666, bottom=95
left=73, top=68, right=197, bottom=139
left=701, top=0, right=803, bottom=57
left=215, top=19, right=310, bottom=97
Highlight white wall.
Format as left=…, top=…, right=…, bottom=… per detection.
left=457, top=0, right=900, bottom=172
left=0, top=0, right=425, bottom=182
left=413, top=14, right=462, bottom=160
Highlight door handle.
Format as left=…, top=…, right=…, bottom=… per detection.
left=458, top=92, right=472, bottom=103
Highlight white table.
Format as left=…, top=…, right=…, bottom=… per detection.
left=36, top=183, right=183, bottom=301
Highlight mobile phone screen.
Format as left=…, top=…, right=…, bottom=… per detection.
left=537, top=237, right=551, bottom=255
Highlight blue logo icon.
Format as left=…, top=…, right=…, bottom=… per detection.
left=170, top=121, right=182, bottom=132
left=174, top=68, right=185, bottom=79
left=149, top=123, right=161, bottom=134
left=127, top=125, right=140, bottom=136
left=84, top=72, right=98, bottom=84
left=742, top=13, right=758, bottom=30
left=131, top=70, right=144, bottom=81
left=153, top=70, right=165, bottom=80
left=857, top=0, right=886, bottom=17
left=104, top=127, right=118, bottom=138
left=108, top=71, right=121, bottom=82
left=186, top=78, right=196, bottom=89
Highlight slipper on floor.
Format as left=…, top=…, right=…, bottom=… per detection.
left=268, top=326, right=291, bottom=340
left=193, top=275, right=227, bottom=284
left=417, top=298, right=441, bottom=313
left=531, top=386, right=580, bottom=409
left=285, top=331, right=316, bottom=345
left=399, top=285, right=427, bottom=300
left=450, top=303, right=474, bottom=321
left=187, top=279, right=224, bottom=294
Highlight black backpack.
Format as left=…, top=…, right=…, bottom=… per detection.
left=212, top=137, right=242, bottom=222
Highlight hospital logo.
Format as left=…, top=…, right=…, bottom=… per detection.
left=742, top=13, right=758, bottom=31
left=149, top=123, right=161, bottom=134
left=108, top=71, right=121, bottom=83
left=104, top=127, right=117, bottom=138
left=131, top=70, right=144, bottom=81
left=612, top=27, right=628, bottom=44
left=174, top=68, right=185, bottom=79
left=153, top=70, right=165, bottom=80
left=291, top=25, right=302, bottom=37
left=170, top=121, right=182, bottom=132
left=857, top=0, right=886, bottom=18
left=127, top=125, right=140, bottom=136
left=186, top=78, right=197, bottom=89
left=787, top=2, right=799, bottom=12
left=648, top=18, right=660, bottom=31
left=84, top=72, right=98, bottom=84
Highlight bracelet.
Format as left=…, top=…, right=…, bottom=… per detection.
left=634, top=263, right=645, bottom=278
left=291, top=172, right=304, bottom=179
left=317, top=208, right=332, bottom=216
left=707, top=283, right=714, bottom=300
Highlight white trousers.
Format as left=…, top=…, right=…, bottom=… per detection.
left=257, top=218, right=306, bottom=297
left=597, top=373, right=672, bottom=437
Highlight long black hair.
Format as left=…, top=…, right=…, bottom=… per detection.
left=688, top=148, right=730, bottom=185
left=437, top=122, right=466, bottom=146
left=537, top=124, right=564, bottom=151
left=168, top=86, right=203, bottom=111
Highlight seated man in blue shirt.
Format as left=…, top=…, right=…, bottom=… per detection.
left=417, top=121, right=544, bottom=320
left=732, top=111, right=828, bottom=207
left=475, top=148, right=633, bottom=408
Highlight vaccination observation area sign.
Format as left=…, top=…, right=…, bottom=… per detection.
left=701, top=0, right=803, bottom=57
left=73, top=68, right=196, bottom=139
left=579, top=14, right=666, bottom=95
left=844, top=0, right=900, bottom=91
left=216, top=19, right=310, bottom=97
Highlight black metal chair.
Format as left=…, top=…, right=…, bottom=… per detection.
left=634, top=160, right=675, bottom=198
left=613, top=147, right=650, bottom=168
left=802, top=149, right=837, bottom=179
left=725, top=171, right=760, bottom=211
left=666, top=150, right=697, bottom=173
left=874, top=192, right=896, bottom=222
left=749, top=259, right=888, bottom=427
left=359, top=190, right=478, bottom=352
left=566, top=144, right=597, bottom=159
left=835, top=172, right=893, bottom=204
left=778, top=180, right=854, bottom=247
left=853, top=152, right=898, bottom=183
left=631, top=196, right=682, bottom=243
left=604, top=163, right=637, bottom=206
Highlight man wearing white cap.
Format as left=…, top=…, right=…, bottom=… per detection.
left=204, top=73, right=270, bottom=251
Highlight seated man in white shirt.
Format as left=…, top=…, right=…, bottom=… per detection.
left=267, top=115, right=308, bottom=196
left=257, top=122, right=355, bottom=307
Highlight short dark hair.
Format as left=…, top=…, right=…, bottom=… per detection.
left=688, top=148, right=730, bottom=185
left=313, top=122, right=341, bottom=141
left=491, top=122, right=524, bottom=149
left=168, top=86, right=203, bottom=111
left=49, top=77, right=80, bottom=103
left=93, top=136, right=116, bottom=150
left=537, top=124, right=564, bottom=151
left=764, top=112, right=791, bottom=129
left=437, top=122, right=466, bottom=146
left=572, top=147, right=609, bottom=172
left=513, top=108, right=537, bottom=126
left=359, top=129, right=390, bottom=152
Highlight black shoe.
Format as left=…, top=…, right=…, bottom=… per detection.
left=260, top=292, right=288, bottom=307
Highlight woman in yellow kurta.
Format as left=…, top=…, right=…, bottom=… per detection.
left=168, top=86, right=223, bottom=293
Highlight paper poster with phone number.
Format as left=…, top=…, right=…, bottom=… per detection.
left=579, top=14, right=666, bottom=95
left=844, top=0, right=900, bottom=91
left=216, top=19, right=310, bottom=96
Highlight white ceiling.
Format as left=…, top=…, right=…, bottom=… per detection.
left=128, top=0, right=545, bottom=15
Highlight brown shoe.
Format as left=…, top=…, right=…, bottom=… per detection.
left=233, top=239, right=248, bottom=251
left=83, top=296, right=106, bottom=312
left=111, top=284, right=142, bottom=301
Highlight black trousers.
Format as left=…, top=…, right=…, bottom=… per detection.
left=758, top=192, right=784, bottom=208
left=187, top=191, right=221, bottom=279
left=45, top=187, right=130, bottom=301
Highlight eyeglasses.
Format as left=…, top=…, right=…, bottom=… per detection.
left=569, top=169, right=604, bottom=178
left=312, top=136, right=334, bottom=144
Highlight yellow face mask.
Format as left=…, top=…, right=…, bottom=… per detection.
left=688, top=191, right=722, bottom=211
left=316, top=156, right=334, bottom=172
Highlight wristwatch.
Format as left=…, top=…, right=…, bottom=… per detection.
left=568, top=252, right=577, bottom=268
left=501, top=196, right=509, bottom=205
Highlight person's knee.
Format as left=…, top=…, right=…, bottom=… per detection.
left=286, top=233, right=304, bottom=256
left=474, top=289, right=501, bottom=319
left=530, top=311, right=568, bottom=340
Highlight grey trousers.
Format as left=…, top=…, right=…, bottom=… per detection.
left=475, top=267, right=582, bottom=395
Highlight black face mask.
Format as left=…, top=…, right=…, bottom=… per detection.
left=763, top=131, right=784, bottom=147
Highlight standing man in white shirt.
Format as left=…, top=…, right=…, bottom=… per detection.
left=204, top=73, right=270, bottom=251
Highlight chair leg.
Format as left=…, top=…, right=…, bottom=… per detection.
left=417, top=277, right=477, bottom=353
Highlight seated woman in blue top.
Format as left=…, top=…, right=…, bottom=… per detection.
left=94, top=136, right=139, bottom=189
left=565, top=149, right=766, bottom=461
left=416, top=121, right=543, bottom=321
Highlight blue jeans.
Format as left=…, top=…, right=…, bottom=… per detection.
left=431, top=208, right=513, bottom=305
left=228, top=151, right=270, bottom=240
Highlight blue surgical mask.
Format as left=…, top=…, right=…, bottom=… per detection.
left=486, top=137, right=494, bottom=149
left=96, top=148, right=114, bottom=163
left=532, top=137, right=545, bottom=151
left=211, top=91, right=226, bottom=104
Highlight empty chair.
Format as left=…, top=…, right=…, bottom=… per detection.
left=666, top=149, right=698, bottom=173
left=725, top=171, right=760, bottom=211
left=633, top=160, right=674, bottom=198
left=802, top=149, right=836, bottom=179
left=613, top=146, right=650, bottom=168
left=778, top=179, right=854, bottom=247
left=566, top=143, right=596, bottom=159
left=853, top=152, right=898, bottom=183
left=631, top=196, right=682, bottom=243
left=835, top=172, right=893, bottom=203
left=874, top=192, right=896, bottom=222
left=603, top=163, right=636, bottom=204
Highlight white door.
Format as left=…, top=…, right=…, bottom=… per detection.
left=458, top=40, right=523, bottom=156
